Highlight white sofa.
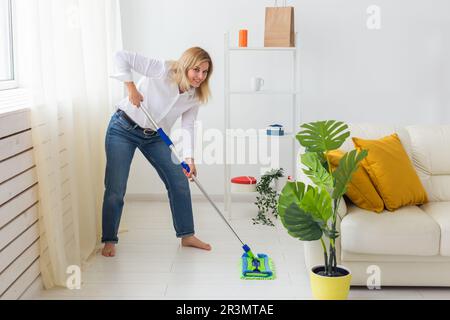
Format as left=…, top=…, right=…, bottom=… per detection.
left=303, top=124, right=450, bottom=287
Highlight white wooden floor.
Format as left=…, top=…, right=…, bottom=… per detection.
left=29, top=200, right=450, bottom=300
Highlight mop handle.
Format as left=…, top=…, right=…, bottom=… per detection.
left=139, top=105, right=247, bottom=247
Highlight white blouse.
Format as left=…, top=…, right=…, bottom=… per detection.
left=110, top=50, right=200, bottom=159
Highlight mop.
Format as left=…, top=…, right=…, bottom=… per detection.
left=139, top=106, right=275, bottom=280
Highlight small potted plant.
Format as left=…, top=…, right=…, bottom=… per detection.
left=253, top=168, right=284, bottom=226
left=277, top=120, right=367, bottom=300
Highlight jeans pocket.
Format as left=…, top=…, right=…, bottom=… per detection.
left=114, top=114, right=134, bottom=131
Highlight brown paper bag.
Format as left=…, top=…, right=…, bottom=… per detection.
left=264, top=6, right=295, bottom=47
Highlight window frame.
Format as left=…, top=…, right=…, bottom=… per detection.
left=0, top=0, right=17, bottom=91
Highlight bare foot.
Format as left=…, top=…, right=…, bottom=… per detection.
left=102, top=243, right=116, bottom=257
left=181, top=235, right=212, bottom=251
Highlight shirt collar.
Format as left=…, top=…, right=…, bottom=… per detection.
left=174, top=83, right=196, bottom=98
left=187, top=86, right=196, bottom=97
left=180, top=86, right=196, bottom=98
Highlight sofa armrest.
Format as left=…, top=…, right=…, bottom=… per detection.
left=303, top=197, right=348, bottom=270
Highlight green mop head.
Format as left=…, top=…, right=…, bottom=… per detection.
left=240, top=252, right=275, bottom=280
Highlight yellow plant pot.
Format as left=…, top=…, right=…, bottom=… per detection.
left=309, top=265, right=352, bottom=300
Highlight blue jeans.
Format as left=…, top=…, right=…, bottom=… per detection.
left=101, top=110, right=195, bottom=243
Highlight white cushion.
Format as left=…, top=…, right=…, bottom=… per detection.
left=420, top=202, right=450, bottom=256
left=342, top=250, right=450, bottom=262
left=406, top=125, right=450, bottom=201
left=341, top=124, right=412, bottom=158
left=341, top=205, right=440, bottom=256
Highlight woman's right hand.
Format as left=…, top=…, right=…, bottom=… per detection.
left=126, top=82, right=144, bottom=107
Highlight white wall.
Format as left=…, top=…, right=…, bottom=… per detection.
left=119, top=0, right=450, bottom=196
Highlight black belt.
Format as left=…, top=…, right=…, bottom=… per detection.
left=116, top=110, right=156, bottom=135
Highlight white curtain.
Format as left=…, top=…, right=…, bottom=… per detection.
left=15, top=0, right=123, bottom=288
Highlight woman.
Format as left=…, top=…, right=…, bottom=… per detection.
left=102, top=47, right=213, bottom=257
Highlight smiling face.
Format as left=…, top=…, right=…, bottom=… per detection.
left=187, top=61, right=209, bottom=88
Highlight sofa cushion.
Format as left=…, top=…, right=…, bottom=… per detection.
left=341, top=205, right=440, bottom=256
left=342, top=250, right=450, bottom=262
left=341, top=124, right=412, bottom=158
left=352, top=133, right=428, bottom=211
left=406, top=125, right=450, bottom=202
left=327, top=149, right=384, bottom=212
left=420, top=202, right=450, bottom=256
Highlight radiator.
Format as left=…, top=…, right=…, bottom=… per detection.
left=0, top=107, right=41, bottom=299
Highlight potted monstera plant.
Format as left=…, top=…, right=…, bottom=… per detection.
left=277, top=120, right=367, bottom=300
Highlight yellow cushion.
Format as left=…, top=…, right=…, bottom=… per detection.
left=327, top=150, right=384, bottom=213
left=352, top=133, right=428, bottom=211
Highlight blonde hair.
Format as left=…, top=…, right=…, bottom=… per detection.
left=168, top=47, right=213, bottom=104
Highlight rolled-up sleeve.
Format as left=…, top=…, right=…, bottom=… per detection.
left=110, top=50, right=165, bottom=81
left=181, top=104, right=200, bottom=159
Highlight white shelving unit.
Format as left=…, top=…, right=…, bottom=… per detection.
left=223, top=32, right=300, bottom=219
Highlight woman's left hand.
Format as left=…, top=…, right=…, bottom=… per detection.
left=183, top=158, right=197, bottom=181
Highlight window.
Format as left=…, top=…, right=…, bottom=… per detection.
left=0, top=0, right=16, bottom=90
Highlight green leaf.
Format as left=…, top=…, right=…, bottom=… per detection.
left=277, top=181, right=307, bottom=219
left=301, top=152, right=333, bottom=189
left=296, top=121, right=350, bottom=152
left=332, top=149, right=368, bottom=199
left=281, top=203, right=323, bottom=241
left=300, top=187, right=333, bottom=223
